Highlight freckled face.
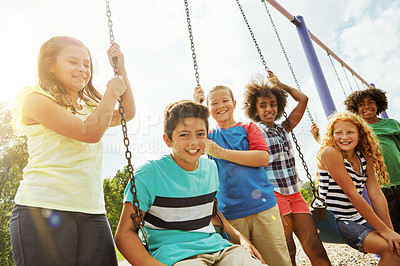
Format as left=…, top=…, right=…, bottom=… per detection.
left=163, top=117, right=207, bottom=171
left=256, top=96, right=278, bottom=127
left=333, top=121, right=359, bottom=156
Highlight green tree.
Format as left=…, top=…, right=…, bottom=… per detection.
left=103, top=166, right=130, bottom=236
left=0, top=102, right=28, bottom=265
left=300, top=180, right=316, bottom=206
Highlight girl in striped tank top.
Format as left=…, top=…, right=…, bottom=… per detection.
left=317, top=112, right=400, bottom=264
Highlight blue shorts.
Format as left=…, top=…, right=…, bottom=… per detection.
left=336, top=219, right=374, bottom=252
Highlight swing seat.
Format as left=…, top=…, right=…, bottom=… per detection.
left=214, top=226, right=229, bottom=240
left=311, top=207, right=345, bottom=244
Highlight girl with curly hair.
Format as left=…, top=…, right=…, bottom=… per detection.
left=317, top=111, right=400, bottom=265
left=243, top=72, right=331, bottom=266
left=344, top=88, right=400, bottom=234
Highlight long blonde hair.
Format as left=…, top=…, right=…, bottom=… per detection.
left=37, top=36, right=102, bottom=114
left=317, top=111, right=389, bottom=186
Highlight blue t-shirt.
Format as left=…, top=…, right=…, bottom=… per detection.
left=124, top=155, right=231, bottom=265
left=208, top=122, right=276, bottom=220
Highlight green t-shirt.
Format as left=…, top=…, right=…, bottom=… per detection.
left=369, top=118, right=400, bottom=186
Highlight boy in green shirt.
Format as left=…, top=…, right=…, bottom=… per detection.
left=345, top=87, right=400, bottom=233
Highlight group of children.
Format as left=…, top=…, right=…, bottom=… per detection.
left=9, top=36, right=400, bottom=266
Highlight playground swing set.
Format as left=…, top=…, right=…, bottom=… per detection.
left=105, top=0, right=385, bottom=250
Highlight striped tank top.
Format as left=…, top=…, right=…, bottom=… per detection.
left=318, top=150, right=367, bottom=224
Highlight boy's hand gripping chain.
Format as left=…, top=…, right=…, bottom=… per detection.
left=105, top=0, right=149, bottom=250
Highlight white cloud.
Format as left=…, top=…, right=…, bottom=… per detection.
left=1, top=0, right=398, bottom=180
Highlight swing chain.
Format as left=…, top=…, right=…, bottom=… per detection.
left=340, top=63, right=354, bottom=92
left=261, top=0, right=314, bottom=125
left=351, top=72, right=361, bottom=91
left=327, top=51, right=347, bottom=97
left=283, top=112, right=320, bottom=201
left=235, top=0, right=270, bottom=73
left=184, top=0, right=201, bottom=87
left=104, top=0, right=149, bottom=250
left=105, top=0, right=119, bottom=76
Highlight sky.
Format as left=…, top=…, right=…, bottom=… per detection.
left=1, top=0, right=399, bottom=182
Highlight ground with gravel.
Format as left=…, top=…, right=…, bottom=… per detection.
left=118, top=238, right=381, bottom=265
left=294, top=237, right=379, bottom=265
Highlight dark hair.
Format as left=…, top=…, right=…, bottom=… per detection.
left=344, top=88, right=388, bottom=115
left=243, top=78, right=287, bottom=122
left=164, top=100, right=209, bottom=140
left=38, top=36, right=102, bottom=114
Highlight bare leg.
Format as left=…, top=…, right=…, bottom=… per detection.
left=363, top=231, right=400, bottom=266
left=292, top=213, right=331, bottom=266
left=282, top=214, right=297, bottom=266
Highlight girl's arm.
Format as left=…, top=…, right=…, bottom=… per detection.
left=205, top=139, right=269, bottom=167
left=115, top=202, right=166, bottom=266
left=321, top=147, right=400, bottom=246
left=365, top=156, right=394, bottom=230
left=268, top=73, right=308, bottom=133
left=107, top=42, right=136, bottom=127
left=23, top=75, right=126, bottom=143
left=211, top=211, right=265, bottom=263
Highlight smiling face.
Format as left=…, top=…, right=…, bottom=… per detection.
left=333, top=120, right=359, bottom=156
left=256, top=95, right=278, bottom=127
left=357, top=97, right=378, bottom=123
left=208, top=88, right=236, bottom=128
left=50, top=44, right=91, bottom=96
left=163, top=117, right=208, bottom=171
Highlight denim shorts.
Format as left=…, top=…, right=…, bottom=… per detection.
left=336, top=219, right=375, bottom=252
left=9, top=204, right=118, bottom=266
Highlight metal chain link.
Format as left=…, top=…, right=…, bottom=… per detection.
left=262, top=0, right=314, bottom=125
left=327, top=51, right=347, bottom=97
left=184, top=0, right=201, bottom=87
left=260, top=0, right=320, bottom=200
left=283, top=113, right=321, bottom=201
left=351, top=72, right=361, bottom=91
left=105, top=0, right=149, bottom=250
left=105, top=0, right=119, bottom=76
left=235, top=0, right=270, bottom=73
left=340, top=63, right=354, bottom=93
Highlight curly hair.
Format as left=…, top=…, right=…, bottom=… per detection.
left=37, top=36, right=102, bottom=114
left=344, top=88, right=388, bottom=115
left=243, top=77, right=287, bottom=122
left=317, top=111, right=389, bottom=186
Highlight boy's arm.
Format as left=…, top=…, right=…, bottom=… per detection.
left=205, top=139, right=269, bottom=167
left=115, top=202, right=166, bottom=266
left=310, top=123, right=322, bottom=144
left=211, top=211, right=265, bottom=263
left=268, top=72, right=308, bottom=133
